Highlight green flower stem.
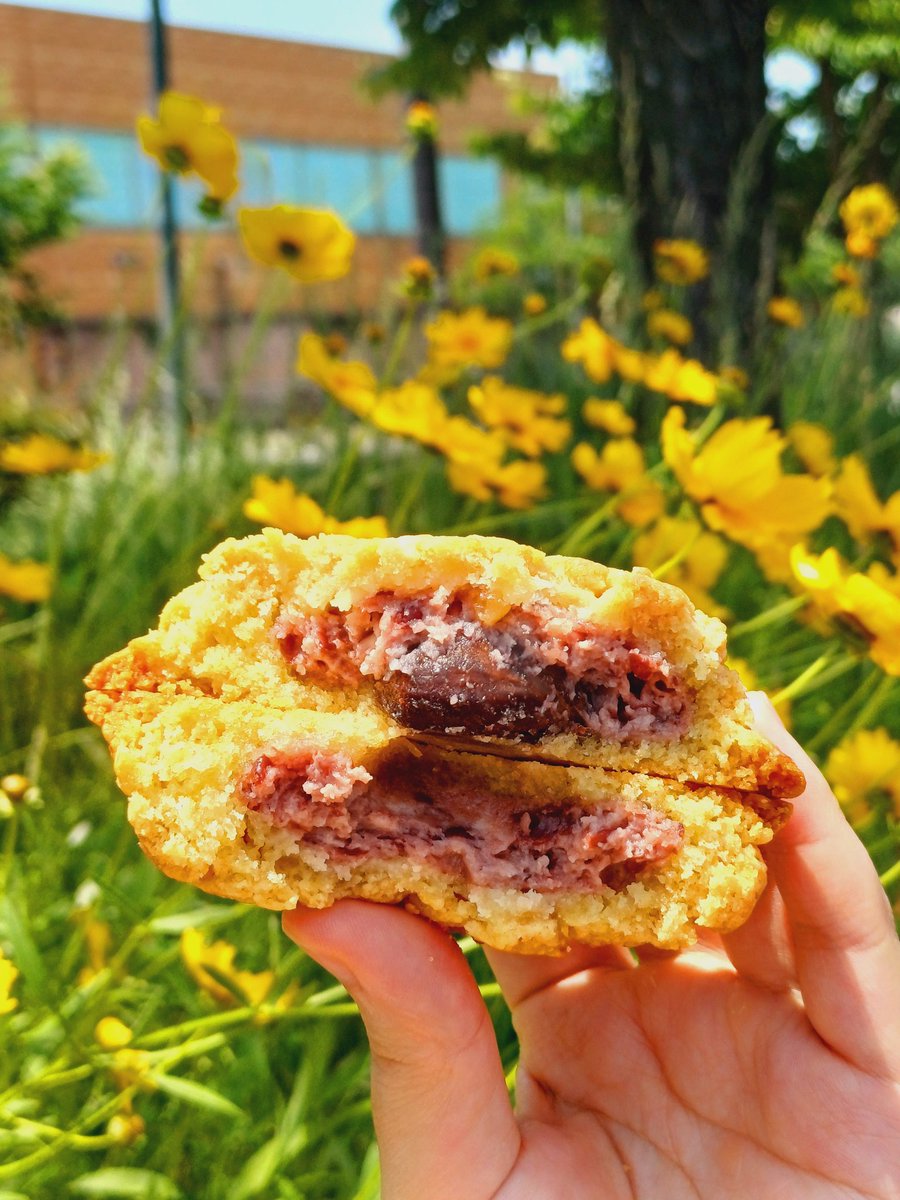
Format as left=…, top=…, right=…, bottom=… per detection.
left=216, top=271, right=291, bottom=439
left=0, top=1088, right=133, bottom=1180
left=652, top=526, right=702, bottom=581
left=390, top=458, right=430, bottom=533
left=842, top=672, right=896, bottom=741
left=511, top=286, right=587, bottom=343
left=728, top=594, right=808, bottom=638
left=770, top=652, right=857, bottom=707
left=439, top=495, right=594, bottom=536
left=0, top=809, right=18, bottom=896
left=325, top=427, right=362, bottom=513
left=380, top=306, right=417, bottom=390
left=555, top=460, right=669, bottom=558
left=6, top=1114, right=116, bottom=1151
left=806, top=664, right=875, bottom=756
left=878, top=859, right=900, bottom=889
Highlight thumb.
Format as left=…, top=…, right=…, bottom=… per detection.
left=283, top=901, right=521, bottom=1200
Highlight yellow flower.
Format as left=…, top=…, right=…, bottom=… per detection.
left=95, top=1017, right=134, bottom=1050
left=767, top=296, right=804, bottom=328
left=845, top=230, right=878, bottom=260
left=110, top=1048, right=154, bottom=1092
left=137, top=90, right=238, bottom=201
left=0, top=950, right=18, bottom=1016
left=239, top=206, right=355, bottom=283
left=77, top=916, right=111, bottom=986
left=446, top=457, right=547, bottom=510
left=106, top=1113, right=146, bottom=1146
left=523, top=292, right=548, bottom=316
left=611, top=343, right=648, bottom=384
left=641, top=289, right=664, bottom=311
left=473, top=247, right=519, bottom=280
left=425, top=308, right=513, bottom=370
left=840, top=183, right=898, bottom=242
left=432, top=415, right=507, bottom=470
left=644, top=349, right=718, bottom=406
left=562, top=318, right=617, bottom=384
left=662, top=408, right=830, bottom=569
left=790, top=546, right=900, bottom=675
left=583, top=398, right=635, bottom=436
left=0, top=553, right=51, bottom=603
left=647, top=309, right=693, bottom=346
left=720, top=365, right=749, bottom=391
left=571, top=440, right=665, bottom=526
left=244, top=477, right=388, bottom=539
left=468, top=376, right=570, bottom=457
left=295, top=332, right=376, bottom=417
left=833, top=454, right=900, bottom=547
left=831, top=262, right=861, bottom=287
left=653, top=239, right=709, bottom=285
left=832, top=286, right=870, bottom=318
left=406, top=99, right=438, bottom=139
left=402, top=255, right=437, bottom=298
left=787, top=422, right=836, bottom=478
left=180, top=928, right=276, bottom=1008
left=0, top=433, right=107, bottom=474
left=633, top=516, right=729, bottom=618
left=370, top=381, right=449, bottom=445
left=826, top=728, right=900, bottom=822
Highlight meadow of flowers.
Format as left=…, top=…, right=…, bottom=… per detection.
left=0, top=91, right=898, bottom=1197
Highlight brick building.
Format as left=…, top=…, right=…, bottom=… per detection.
left=0, top=4, right=552, bottom=403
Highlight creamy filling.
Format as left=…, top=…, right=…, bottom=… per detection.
left=240, top=744, right=685, bottom=893
left=276, top=592, right=688, bottom=741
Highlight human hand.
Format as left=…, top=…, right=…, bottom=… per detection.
left=283, top=695, right=900, bottom=1199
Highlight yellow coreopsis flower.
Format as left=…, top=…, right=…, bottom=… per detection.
left=523, top=292, right=548, bottom=316
left=647, top=309, right=693, bottom=346
left=561, top=318, right=617, bottom=384
left=840, top=183, right=898, bottom=243
left=473, top=247, right=519, bottom=280
left=0, top=553, right=51, bottom=603
left=633, top=516, right=729, bottom=618
left=370, top=381, right=449, bottom=445
left=95, top=1016, right=134, bottom=1050
left=583, top=398, right=635, bottom=436
left=180, top=928, right=276, bottom=1008
left=425, top=308, right=513, bottom=370
left=137, top=90, right=238, bottom=201
left=845, top=230, right=878, bottom=260
left=432, top=415, right=507, bottom=470
left=611, top=343, right=648, bottom=384
left=244, top=477, right=387, bottom=539
left=826, top=728, right=900, bottom=823
left=643, top=349, right=718, bottom=406
left=767, top=296, right=804, bottom=328
left=661, top=408, right=830, bottom=566
left=571, top=440, right=665, bottom=526
left=295, top=332, right=376, bottom=417
left=401, top=255, right=437, bottom=299
left=0, top=950, right=18, bottom=1015
left=239, top=206, right=355, bottom=283
left=446, top=457, right=546, bottom=510
left=787, top=422, right=836, bottom=478
left=833, top=454, right=900, bottom=547
left=653, top=239, right=709, bottom=285
left=791, top=546, right=900, bottom=676
left=832, top=287, right=870, bottom=318
left=468, top=377, right=570, bottom=457
left=0, top=433, right=107, bottom=474
left=110, top=1048, right=154, bottom=1092
left=406, top=99, right=438, bottom=139
left=831, top=262, right=861, bottom=288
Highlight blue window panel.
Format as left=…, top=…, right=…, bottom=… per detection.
left=36, top=127, right=145, bottom=227
left=374, top=150, right=415, bottom=235
left=303, top=147, right=378, bottom=233
left=439, top=157, right=502, bottom=235
left=242, top=140, right=303, bottom=205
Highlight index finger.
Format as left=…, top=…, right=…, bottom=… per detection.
left=749, top=693, right=900, bottom=1079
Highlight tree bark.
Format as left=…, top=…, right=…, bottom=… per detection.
left=606, top=0, right=772, bottom=358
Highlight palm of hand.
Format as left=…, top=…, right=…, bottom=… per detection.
left=501, top=948, right=892, bottom=1198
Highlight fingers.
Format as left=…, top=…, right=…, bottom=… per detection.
left=718, top=876, right=796, bottom=992
left=748, top=693, right=900, bottom=1078
left=283, top=901, right=520, bottom=1200
left=485, top=942, right=634, bottom=1011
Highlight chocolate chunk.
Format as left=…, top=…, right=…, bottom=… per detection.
left=374, top=634, right=568, bottom=736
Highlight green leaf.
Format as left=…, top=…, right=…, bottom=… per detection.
left=148, top=904, right=247, bottom=934
left=69, top=1168, right=182, bottom=1198
left=151, top=1072, right=244, bottom=1118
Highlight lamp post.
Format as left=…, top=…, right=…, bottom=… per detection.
left=148, top=0, right=187, bottom=455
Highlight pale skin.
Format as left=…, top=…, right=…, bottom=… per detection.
left=283, top=695, right=900, bottom=1199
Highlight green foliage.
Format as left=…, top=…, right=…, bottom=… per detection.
left=0, top=120, right=93, bottom=342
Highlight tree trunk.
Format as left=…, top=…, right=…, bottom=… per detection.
left=410, top=95, right=446, bottom=275
left=606, top=0, right=772, bottom=359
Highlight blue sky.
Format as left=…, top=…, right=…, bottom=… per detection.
left=6, top=0, right=817, bottom=95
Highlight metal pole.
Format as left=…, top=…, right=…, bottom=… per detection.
left=148, top=0, right=187, bottom=454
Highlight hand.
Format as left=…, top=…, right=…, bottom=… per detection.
left=283, top=695, right=900, bottom=1199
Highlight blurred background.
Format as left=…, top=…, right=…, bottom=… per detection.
left=0, top=2, right=898, bottom=1197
